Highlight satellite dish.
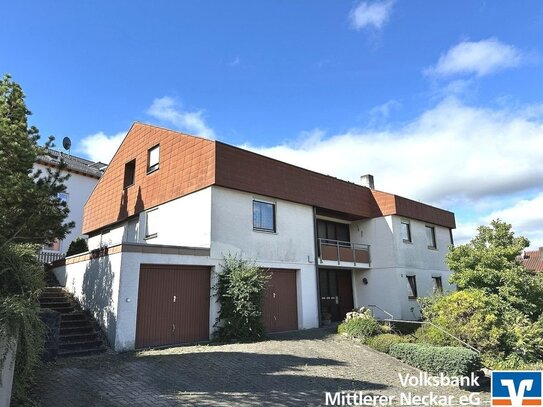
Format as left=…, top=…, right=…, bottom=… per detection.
left=62, top=137, right=72, bottom=151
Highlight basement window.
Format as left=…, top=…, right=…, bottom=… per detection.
left=124, top=159, right=136, bottom=188
left=407, top=275, right=418, bottom=299
left=432, top=276, right=443, bottom=294
left=253, top=200, right=276, bottom=232
left=147, top=145, right=160, bottom=173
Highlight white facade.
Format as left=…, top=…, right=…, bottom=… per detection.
left=350, top=215, right=454, bottom=320
left=54, top=185, right=454, bottom=351
left=57, top=186, right=321, bottom=351
left=35, top=163, right=99, bottom=254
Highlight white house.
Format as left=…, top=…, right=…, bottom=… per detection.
left=36, top=149, right=104, bottom=259
left=51, top=123, right=456, bottom=351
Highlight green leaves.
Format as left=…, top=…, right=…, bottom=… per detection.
left=0, top=74, right=73, bottom=248
left=214, top=254, right=270, bottom=342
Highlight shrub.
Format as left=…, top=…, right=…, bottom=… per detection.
left=367, top=333, right=406, bottom=354
left=337, top=316, right=381, bottom=340
left=66, top=237, right=88, bottom=256
left=0, top=244, right=45, bottom=404
left=419, top=289, right=504, bottom=353
left=389, top=343, right=481, bottom=376
left=214, top=255, right=270, bottom=342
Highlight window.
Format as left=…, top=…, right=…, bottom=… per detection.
left=147, top=145, right=160, bottom=173
left=432, top=276, right=443, bottom=294
left=316, top=219, right=350, bottom=243
left=407, top=275, right=418, bottom=299
left=401, top=220, right=411, bottom=242
left=253, top=200, right=275, bottom=232
left=426, top=225, right=437, bottom=249
left=145, top=209, right=158, bottom=239
left=124, top=159, right=136, bottom=188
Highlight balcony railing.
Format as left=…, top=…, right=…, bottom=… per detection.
left=38, top=251, right=65, bottom=264
left=318, top=238, right=370, bottom=266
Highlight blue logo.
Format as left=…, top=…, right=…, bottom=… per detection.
left=491, top=371, right=542, bottom=406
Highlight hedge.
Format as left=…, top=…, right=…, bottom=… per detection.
left=367, top=334, right=407, bottom=354
left=389, top=343, right=481, bottom=376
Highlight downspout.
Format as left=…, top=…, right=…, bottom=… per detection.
left=313, top=207, right=322, bottom=327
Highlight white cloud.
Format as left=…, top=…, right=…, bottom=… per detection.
left=243, top=97, right=543, bottom=210
left=426, top=38, right=524, bottom=77
left=147, top=96, right=215, bottom=139
left=484, top=194, right=543, bottom=249
left=369, top=99, right=401, bottom=119
left=78, top=131, right=126, bottom=163
left=349, top=0, right=395, bottom=31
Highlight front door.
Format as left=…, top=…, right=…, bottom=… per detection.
left=319, top=269, right=354, bottom=322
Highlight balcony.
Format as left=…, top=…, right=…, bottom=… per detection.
left=318, top=238, right=371, bottom=268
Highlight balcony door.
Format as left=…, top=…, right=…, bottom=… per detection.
left=319, top=269, right=354, bottom=322
left=317, top=219, right=350, bottom=243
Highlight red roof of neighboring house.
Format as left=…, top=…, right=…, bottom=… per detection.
left=521, top=249, right=543, bottom=272
left=82, top=122, right=456, bottom=234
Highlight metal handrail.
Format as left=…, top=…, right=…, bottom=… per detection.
left=365, top=304, right=480, bottom=354
left=318, top=238, right=371, bottom=265
left=367, top=304, right=394, bottom=319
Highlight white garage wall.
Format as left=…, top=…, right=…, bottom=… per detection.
left=210, top=186, right=319, bottom=329
left=53, top=253, right=123, bottom=347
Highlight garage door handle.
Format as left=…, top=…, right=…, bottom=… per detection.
left=172, top=324, right=175, bottom=333
left=335, top=296, right=339, bottom=304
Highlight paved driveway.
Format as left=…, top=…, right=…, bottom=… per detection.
left=35, top=329, right=487, bottom=406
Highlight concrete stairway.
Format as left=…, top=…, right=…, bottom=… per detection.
left=39, top=287, right=107, bottom=357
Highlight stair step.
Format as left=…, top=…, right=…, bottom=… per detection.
left=61, top=319, right=91, bottom=328
left=42, top=287, right=66, bottom=292
left=40, top=297, right=71, bottom=304
left=42, top=301, right=73, bottom=307
left=59, top=340, right=104, bottom=351
left=60, top=332, right=100, bottom=342
left=57, top=346, right=107, bottom=358
left=60, top=326, right=95, bottom=335
left=41, top=294, right=66, bottom=298
left=61, top=312, right=88, bottom=322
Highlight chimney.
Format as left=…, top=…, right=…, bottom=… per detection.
left=360, top=174, right=375, bottom=189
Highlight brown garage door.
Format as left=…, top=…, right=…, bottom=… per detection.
left=135, top=264, right=211, bottom=348
left=263, top=268, right=298, bottom=333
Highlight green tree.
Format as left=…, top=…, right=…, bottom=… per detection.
left=0, top=74, right=73, bottom=404
left=420, top=219, right=543, bottom=367
left=0, top=74, right=73, bottom=249
left=447, top=219, right=543, bottom=318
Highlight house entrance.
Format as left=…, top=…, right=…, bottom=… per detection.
left=319, top=269, right=354, bottom=323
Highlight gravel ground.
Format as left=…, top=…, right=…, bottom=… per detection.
left=35, top=328, right=490, bottom=406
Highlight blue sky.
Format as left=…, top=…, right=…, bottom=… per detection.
left=1, top=1, right=542, bottom=247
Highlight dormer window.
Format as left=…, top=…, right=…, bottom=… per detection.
left=147, top=145, right=160, bottom=173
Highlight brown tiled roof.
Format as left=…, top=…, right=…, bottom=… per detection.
left=82, top=122, right=456, bottom=234
left=82, top=123, right=215, bottom=234
left=521, top=250, right=543, bottom=272
left=37, top=149, right=105, bottom=179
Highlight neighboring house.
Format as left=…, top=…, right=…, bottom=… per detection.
left=521, top=249, right=543, bottom=272
left=36, top=149, right=105, bottom=259
left=51, top=123, right=456, bottom=351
